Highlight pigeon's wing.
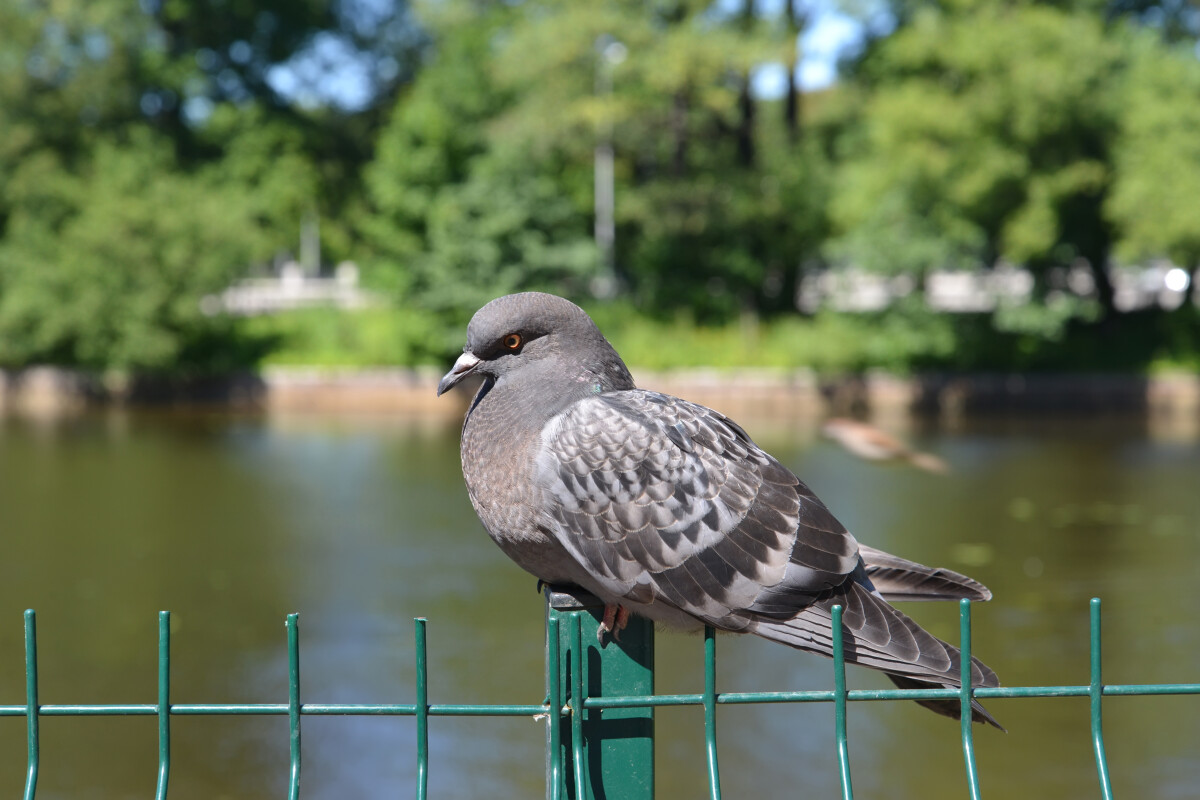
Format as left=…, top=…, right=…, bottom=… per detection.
left=534, top=390, right=1000, bottom=706
left=534, top=390, right=861, bottom=629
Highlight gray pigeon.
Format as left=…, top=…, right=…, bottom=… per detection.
left=438, top=292, right=1001, bottom=727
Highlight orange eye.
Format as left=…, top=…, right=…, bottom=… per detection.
left=503, top=333, right=522, bottom=351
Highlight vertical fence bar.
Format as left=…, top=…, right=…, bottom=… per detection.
left=156, top=611, right=171, bottom=800
left=286, top=614, right=301, bottom=800
left=414, top=618, right=429, bottom=800
left=703, top=626, right=722, bottom=800
left=831, top=605, right=854, bottom=800
left=23, top=610, right=39, bottom=800
left=569, top=613, right=587, bottom=800
left=546, top=613, right=563, bottom=800
left=1090, top=598, right=1114, bottom=800
left=545, top=588, right=653, bottom=800
left=959, top=599, right=982, bottom=800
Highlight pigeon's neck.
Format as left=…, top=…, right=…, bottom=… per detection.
left=460, top=342, right=635, bottom=506
left=469, top=357, right=629, bottom=433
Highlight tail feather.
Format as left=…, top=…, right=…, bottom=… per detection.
left=748, top=580, right=1002, bottom=727
left=887, top=673, right=1005, bottom=730
left=859, top=544, right=992, bottom=602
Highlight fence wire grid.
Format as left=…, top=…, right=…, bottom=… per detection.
left=3, top=596, right=1198, bottom=799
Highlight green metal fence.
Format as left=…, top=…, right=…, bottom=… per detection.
left=4, top=591, right=1198, bottom=799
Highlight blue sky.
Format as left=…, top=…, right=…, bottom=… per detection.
left=265, top=1, right=873, bottom=111
left=760, top=6, right=868, bottom=95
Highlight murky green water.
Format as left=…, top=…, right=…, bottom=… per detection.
left=1, top=409, right=1197, bottom=799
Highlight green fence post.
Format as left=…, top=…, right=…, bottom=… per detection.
left=702, top=626, right=721, bottom=800
left=545, top=586, right=654, bottom=800
left=23, top=609, right=39, bottom=800
left=286, top=614, right=301, bottom=800
left=155, top=611, right=171, bottom=800
left=1089, top=598, right=1113, bottom=800
left=414, top=618, right=429, bottom=800
left=959, top=599, right=982, bottom=800
left=831, top=605, right=854, bottom=800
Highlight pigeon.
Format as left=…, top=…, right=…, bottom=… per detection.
left=438, top=292, right=1001, bottom=727
left=821, top=417, right=950, bottom=474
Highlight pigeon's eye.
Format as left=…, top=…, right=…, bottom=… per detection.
left=503, top=333, right=522, bottom=351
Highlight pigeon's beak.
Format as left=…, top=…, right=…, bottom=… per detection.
left=437, top=351, right=481, bottom=396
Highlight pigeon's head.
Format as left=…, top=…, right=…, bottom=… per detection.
left=437, top=292, right=634, bottom=398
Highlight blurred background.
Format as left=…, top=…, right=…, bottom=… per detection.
left=1, top=0, right=1199, bottom=797
left=0, top=0, right=1198, bottom=372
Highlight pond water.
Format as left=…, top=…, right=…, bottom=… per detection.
left=1, top=408, right=1197, bottom=799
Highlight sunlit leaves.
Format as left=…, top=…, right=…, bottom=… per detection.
left=361, top=0, right=824, bottom=320
left=1107, top=34, right=1200, bottom=267
left=0, top=132, right=269, bottom=368
left=829, top=3, right=1124, bottom=341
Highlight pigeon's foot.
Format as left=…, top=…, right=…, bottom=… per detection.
left=597, top=604, right=631, bottom=644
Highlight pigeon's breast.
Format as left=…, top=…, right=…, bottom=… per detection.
left=459, top=384, right=576, bottom=581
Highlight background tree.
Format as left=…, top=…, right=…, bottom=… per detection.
left=0, top=0, right=421, bottom=369
left=363, top=0, right=831, bottom=322
left=829, top=3, right=1122, bottom=337
left=1, top=0, right=1197, bottom=372
left=0, top=132, right=270, bottom=368
left=1107, top=32, right=1200, bottom=269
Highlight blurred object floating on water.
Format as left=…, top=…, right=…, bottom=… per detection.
left=820, top=416, right=949, bottom=474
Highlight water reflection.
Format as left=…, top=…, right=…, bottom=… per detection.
left=1, top=410, right=1197, bottom=798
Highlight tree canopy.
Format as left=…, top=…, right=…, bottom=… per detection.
left=0, top=0, right=1197, bottom=371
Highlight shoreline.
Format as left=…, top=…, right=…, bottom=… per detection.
left=2, top=365, right=1198, bottom=419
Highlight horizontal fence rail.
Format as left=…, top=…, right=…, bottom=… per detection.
left=3, top=597, right=1198, bottom=798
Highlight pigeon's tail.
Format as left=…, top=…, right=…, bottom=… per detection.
left=747, top=581, right=1003, bottom=729
left=858, top=544, right=992, bottom=603
left=885, top=673, right=1004, bottom=730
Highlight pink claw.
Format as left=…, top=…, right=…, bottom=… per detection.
left=597, top=604, right=631, bottom=644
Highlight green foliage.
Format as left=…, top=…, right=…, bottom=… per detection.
left=0, top=132, right=269, bottom=369
left=586, top=301, right=957, bottom=373
left=1, top=0, right=1198, bottom=375
left=0, top=0, right=420, bottom=370
left=1107, top=34, right=1200, bottom=267
left=416, top=155, right=600, bottom=315
left=361, top=10, right=589, bottom=316
left=826, top=1, right=1200, bottom=343
left=832, top=4, right=1120, bottom=281
left=361, top=0, right=828, bottom=321
left=227, top=300, right=962, bottom=374
left=623, top=121, right=832, bottom=320
left=237, top=306, right=453, bottom=367
left=221, top=299, right=1200, bottom=375
left=198, top=107, right=322, bottom=233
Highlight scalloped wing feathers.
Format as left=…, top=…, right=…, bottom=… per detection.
left=532, top=390, right=1001, bottom=716
left=536, top=392, right=860, bottom=615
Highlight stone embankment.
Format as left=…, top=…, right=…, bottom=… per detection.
left=2, top=366, right=1199, bottom=420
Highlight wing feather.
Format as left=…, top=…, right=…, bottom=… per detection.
left=532, top=389, right=1000, bottom=717
left=535, top=390, right=860, bottom=623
